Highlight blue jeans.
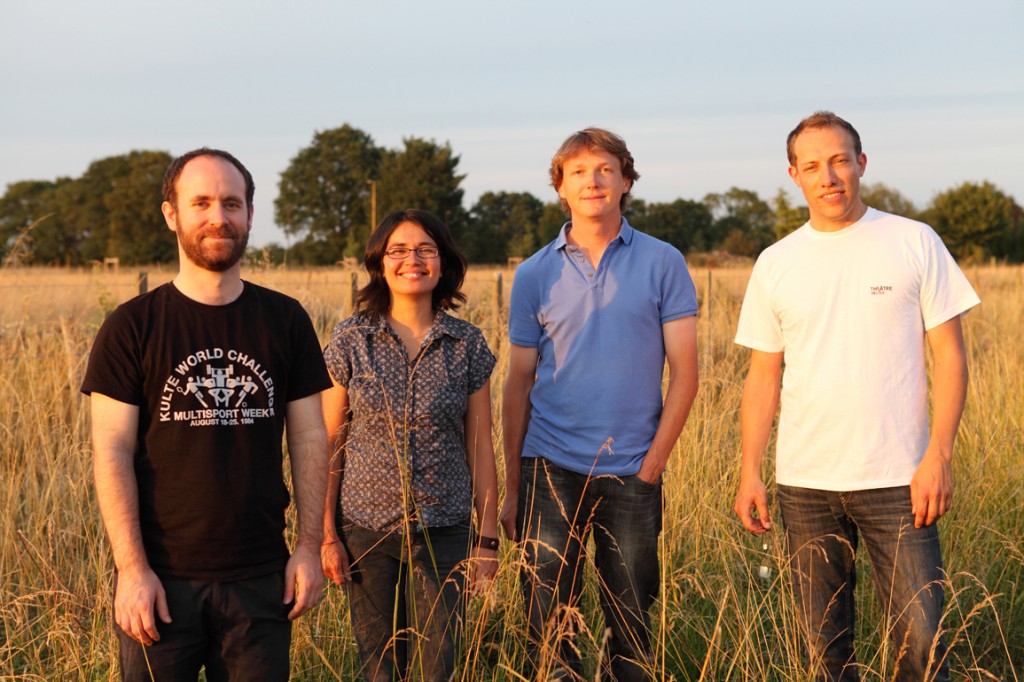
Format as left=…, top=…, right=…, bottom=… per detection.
left=342, top=520, right=469, bottom=682
left=778, top=485, right=950, bottom=682
left=517, top=457, right=662, bottom=682
left=116, top=572, right=291, bottom=681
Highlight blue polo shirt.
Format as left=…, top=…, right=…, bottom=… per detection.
left=508, top=218, right=698, bottom=476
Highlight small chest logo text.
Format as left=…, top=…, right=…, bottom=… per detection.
left=870, top=285, right=893, bottom=296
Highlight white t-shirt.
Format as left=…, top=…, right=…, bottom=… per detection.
left=735, top=208, right=980, bottom=491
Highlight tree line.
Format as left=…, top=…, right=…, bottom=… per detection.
left=2, top=124, right=1022, bottom=266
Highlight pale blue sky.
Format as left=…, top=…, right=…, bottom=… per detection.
left=2, top=0, right=1021, bottom=246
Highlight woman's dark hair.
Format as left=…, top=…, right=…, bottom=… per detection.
left=356, top=208, right=467, bottom=316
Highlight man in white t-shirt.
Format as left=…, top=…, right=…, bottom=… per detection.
left=733, top=111, right=979, bottom=682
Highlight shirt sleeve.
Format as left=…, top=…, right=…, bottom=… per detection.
left=508, top=261, right=543, bottom=348
left=466, top=326, right=497, bottom=395
left=919, top=227, right=981, bottom=330
left=323, top=322, right=354, bottom=388
left=80, top=305, right=143, bottom=404
left=735, top=258, right=785, bottom=352
left=658, top=246, right=699, bottom=323
left=287, top=305, right=332, bottom=401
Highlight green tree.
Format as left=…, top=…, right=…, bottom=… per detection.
left=103, top=151, right=176, bottom=264
left=466, top=191, right=545, bottom=263
left=861, top=182, right=917, bottom=218
left=772, top=188, right=809, bottom=240
left=703, top=187, right=774, bottom=255
left=1, top=150, right=172, bottom=266
left=632, top=198, right=714, bottom=254
left=276, top=125, right=382, bottom=263
left=538, top=201, right=567, bottom=244
left=377, top=137, right=466, bottom=228
left=47, top=151, right=174, bottom=265
left=53, top=155, right=131, bottom=263
left=924, top=181, right=1022, bottom=262
left=0, top=180, right=61, bottom=264
left=989, top=202, right=1024, bottom=262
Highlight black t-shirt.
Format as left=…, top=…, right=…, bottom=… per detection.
left=82, top=282, right=331, bottom=581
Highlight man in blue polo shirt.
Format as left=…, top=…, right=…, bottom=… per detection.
left=500, top=128, right=699, bottom=681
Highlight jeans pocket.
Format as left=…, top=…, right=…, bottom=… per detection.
left=632, top=474, right=661, bottom=492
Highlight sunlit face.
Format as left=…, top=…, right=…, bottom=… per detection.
left=162, top=155, right=252, bottom=271
left=788, top=126, right=868, bottom=232
left=557, top=148, right=632, bottom=223
left=382, top=221, right=441, bottom=303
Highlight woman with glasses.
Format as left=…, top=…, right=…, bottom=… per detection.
left=320, top=208, right=499, bottom=681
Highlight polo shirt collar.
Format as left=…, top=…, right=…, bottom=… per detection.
left=556, top=217, right=635, bottom=250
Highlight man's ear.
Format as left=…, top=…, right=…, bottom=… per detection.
left=787, top=165, right=800, bottom=187
left=162, top=201, right=177, bottom=232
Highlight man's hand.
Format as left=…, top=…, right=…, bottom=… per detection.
left=734, top=474, right=772, bottom=534
left=636, top=460, right=664, bottom=485
left=910, top=448, right=953, bottom=528
left=114, top=566, right=171, bottom=645
left=284, top=544, right=323, bottom=620
left=321, top=539, right=352, bottom=586
left=499, top=494, right=518, bottom=542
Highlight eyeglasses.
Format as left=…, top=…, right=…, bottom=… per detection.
left=384, top=246, right=439, bottom=260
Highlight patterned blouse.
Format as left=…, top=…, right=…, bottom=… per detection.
left=324, top=311, right=496, bottom=532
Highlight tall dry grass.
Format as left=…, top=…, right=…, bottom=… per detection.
left=0, top=263, right=1021, bottom=680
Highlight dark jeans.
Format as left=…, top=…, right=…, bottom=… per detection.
left=116, top=572, right=291, bottom=682
left=342, top=519, right=470, bottom=682
left=517, top=457, right=662, bottom=682
left=778, top=485, right=950, bottom=682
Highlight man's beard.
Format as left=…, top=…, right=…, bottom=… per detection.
left=177, top=219, right=250, bottom=272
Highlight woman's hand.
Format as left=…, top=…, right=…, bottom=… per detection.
left=468, top=545, right=498, bottom=593
left=321, top=538, right=352, bottom=585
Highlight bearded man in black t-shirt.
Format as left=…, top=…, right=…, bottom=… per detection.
left=82, top=148, right=331, bottom=681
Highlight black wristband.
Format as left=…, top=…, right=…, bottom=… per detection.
left=474, top=534, right=500, bottom=551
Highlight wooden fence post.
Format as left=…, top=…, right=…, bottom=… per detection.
left=349, top=271, right=358, bottom=315
left=493, top=272, right=503, bottom=353
left=706, top=269, right=712, bottom=365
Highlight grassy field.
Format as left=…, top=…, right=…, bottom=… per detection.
left=0, top=263, right=1021, bottom=680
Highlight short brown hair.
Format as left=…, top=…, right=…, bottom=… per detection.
left=786, top=111, right=862, bottom=166
left=549, top=128, right=640, bottom=212
left=162, top=147, right=255, bottom=209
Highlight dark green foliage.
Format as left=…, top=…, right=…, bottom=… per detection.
left=704, top=187, right=775, bottom=257
left=923, top=181, right=1023, bottom=262
left=275, top=125, right=382, bottom=263
left=860, top=182, right=918, bottom=219
left=465, top=191, right=546, bottom=263
left=0, top=179, right=64, bottom=264
left=3, top=131, right=1022, bottom=264
left=771, top=188, right=810, bottom=241
left=275, top=127, right=467, bottom=264
left=629, top=197, right=716, bottom=254
left=0, top=151, right=173, bottom=265
left=377, top=137, right=465, bottom=224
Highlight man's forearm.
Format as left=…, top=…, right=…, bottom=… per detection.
left=290, top=437, right=328, bottom=548
left=641, top=370, right=698, bottom=476
left=739, top=351, right=782, bottom=479
left=501, top=381, right=532, bottom=495
left=927, top=323, right=969, bottom=458
left=95, top=450, right=149, bottom=573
